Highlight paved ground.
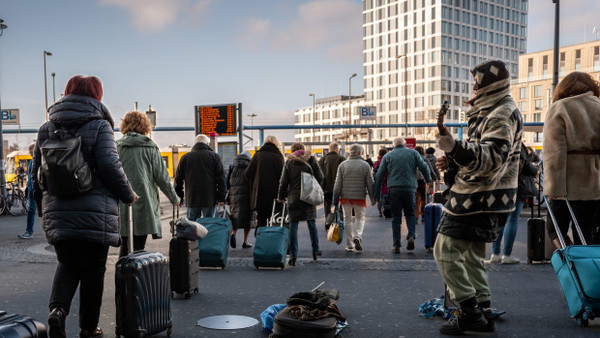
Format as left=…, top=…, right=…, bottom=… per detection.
left=1, top=199, right=599, bottom=337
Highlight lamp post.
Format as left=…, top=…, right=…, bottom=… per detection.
left=51, top=72, right=56, bottom=103
left=348, top=73, right=357, bottom=140
left=551, top=0, right=559, bottom=93
left=0, top=19, right=7, bottom=198
left=247, top=113, right=257, bottom=149
left=309, top=93, right=317, bottom=142
left=43, top=50, right=52, bottom=121
left=396, top=54, right=407, bottom=136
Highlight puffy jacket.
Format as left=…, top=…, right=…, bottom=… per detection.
left=278, top=151, right=324, bottom=222
left=332, top=154, right=374, bottom=202
left=227, top=153, right=251, bottom=229
left=31, top=94, right=136, bottom=247
left=117, top=132, right=178, bottom=238
left=174, top=142, right=226, bottom=208
left=318, top=152, right=345, bottom=193
left=373, top=145, right=431, bottom=199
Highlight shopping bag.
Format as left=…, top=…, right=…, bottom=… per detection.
left=327, top=223, right=340, bottom=242
left=300, top=171, right=324, bottom=205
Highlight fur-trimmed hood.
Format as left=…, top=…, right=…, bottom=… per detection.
left=287, top=150, right=313, bottom=162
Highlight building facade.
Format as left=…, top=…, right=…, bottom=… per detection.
left=511, top=40, right=600, bottom=147
left=363, top=0, right=528, bottom=141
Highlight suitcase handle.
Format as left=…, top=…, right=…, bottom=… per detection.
left=212, top=204, right=228, bottom=218
left=170, top=204, right=180, bottom=238
left=128, top=204, right=134, bottom=254
left=269, top=199, right=287, bottom=227
left=544, top=196, right=587, bottom=250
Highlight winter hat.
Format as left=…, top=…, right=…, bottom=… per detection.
left=470, top=60, right=510, bottom=89
left=194, top=134, right=209, bottom=144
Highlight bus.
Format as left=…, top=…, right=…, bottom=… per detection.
left=5, top=150, right=32, bottom=184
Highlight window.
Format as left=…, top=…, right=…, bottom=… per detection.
left=560, top=52, right=565, bottom=76
left=519, top=87, right=527, bottom=99
left=534, top=99, right=543, bottom=110
left=575, top=49, right=581, bottom=70
left=595, top=46, right=600, bottom=71
left=518, top=101, right=526, bottom=112
left=542, top=55, right=549, bottom=79
left=534, top=85, right=542, bottom=98
left=527, top=58, right=533, bottom=79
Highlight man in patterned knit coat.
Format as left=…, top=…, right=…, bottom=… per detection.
left=434, top=60, right=522, bottom=335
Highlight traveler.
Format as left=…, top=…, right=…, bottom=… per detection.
left=414, top=146, right=434, bottom=223
left=17, top=143, right=36, bottom=239
left=318, top=142, right=345, bottom=228
left=372, top=148, right=389, bottom=217
left=227, top=151, right=253, bottom=248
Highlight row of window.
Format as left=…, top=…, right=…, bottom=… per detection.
left=441, top=5, right=527, bottom=27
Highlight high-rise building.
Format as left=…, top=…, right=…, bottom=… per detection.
left=363, top=0, right=528, bottom=141
left=511, top=40, right=600, bottom=148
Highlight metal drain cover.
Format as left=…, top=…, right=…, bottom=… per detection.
left=196, top=315, right=258, bottom=330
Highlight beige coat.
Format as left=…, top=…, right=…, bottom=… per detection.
left=543, top=91, right=600, bottom=200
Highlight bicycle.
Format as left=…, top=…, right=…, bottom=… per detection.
left=5, top=176, right=27, bottom=216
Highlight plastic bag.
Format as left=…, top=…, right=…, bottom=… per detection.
left=174, top=218, right=208, bottom=240
left=260, top=304, right=287, bottom=334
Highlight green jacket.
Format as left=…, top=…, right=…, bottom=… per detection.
left=117, top=132, right=178, bottom=238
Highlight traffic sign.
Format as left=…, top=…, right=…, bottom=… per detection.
left=1, top=109, right=19, bottom=125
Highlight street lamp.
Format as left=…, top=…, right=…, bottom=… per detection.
left=51, top=72, right=56, bottom=103
left=43, top=50, right=52, bottom=121
left=396, top=54, right=408, bottom=136
left=247, top=113, right=257, bottom=149
left=348, top=73, right=357, bottom=140
left=0, top=19, right=7, bottom=198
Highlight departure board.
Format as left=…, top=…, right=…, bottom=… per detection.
left=194, top=104, right=238, bottom=136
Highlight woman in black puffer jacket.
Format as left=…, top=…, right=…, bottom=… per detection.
left=277, top=142, right=324, bottom=266
left=31, top=75, right=137, bottom=338
left=227, top=151, right=252, bottom=248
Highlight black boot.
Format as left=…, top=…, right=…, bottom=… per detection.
left=477, top=300, right=496, bottom=333
left=48, top=307, right=67, bottom=338
left=79, top=327, right=103, bottom=337
left=439, top=298, right=487, bottom=335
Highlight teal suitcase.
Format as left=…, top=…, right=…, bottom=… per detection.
left=197, top=206, right=232, bottom=269
left=254, top=200, right=288, bottom=269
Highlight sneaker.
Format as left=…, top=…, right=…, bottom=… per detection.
left=345, top=247, right=354, bottom=252
left=479, top=307, right=496, bottom=332
left=439, top=306, right=488, bottom=335
left=501, top=255, right=520, bottom=264
left=353, top=237, right=363, bottom=252
left=79, top=327, right=103, bottom=337
left=242, top=242, right=253, bottom=249
left=18, top=232, right=33, bottom=239
left=392, top=246, right=400, bottom=254
left=407, top=238, right=415, bottom=251
left=490, top=254, right=501, bottom=263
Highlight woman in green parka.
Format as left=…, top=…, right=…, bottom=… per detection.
left=116, top=111, right=178, bottom=257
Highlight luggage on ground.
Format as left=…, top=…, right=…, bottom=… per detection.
left=527, top=189, right=548, bottom=264
left=253, top=200, right=289, bottom=269
left=546, top=196, right=600, bottom=327
left=197, top=205, right=232, bottom=269
left=424, top=203, right=442, bottom=251
left=115, top=205, right=172, bottom=337
left=0, top=310, right=47, bottom=337
left=169, top=206, right=200, bottom=298
left=271, top=307, right=337, bottom=338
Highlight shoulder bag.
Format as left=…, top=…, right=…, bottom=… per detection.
left=299, top=161, right=324, bottom=206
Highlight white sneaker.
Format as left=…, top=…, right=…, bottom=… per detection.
left=490, top=254, right=501, bottom=263
left=345, top=247, right=354, bottom=252
left=501, top=255, right=520, bottom=264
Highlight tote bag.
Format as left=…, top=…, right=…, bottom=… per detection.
left=300, top=171, right=324, bottom=205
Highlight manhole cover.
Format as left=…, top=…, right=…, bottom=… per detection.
left=196, top=315, right=258, bottom=330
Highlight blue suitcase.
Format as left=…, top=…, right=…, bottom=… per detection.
left=546, top=197, right=600, bottom=327
left=197, top=206, right=232, bottom=269
left=424, top=203, right=442, bottom=251
left=254, top=200, right=289, bottom=269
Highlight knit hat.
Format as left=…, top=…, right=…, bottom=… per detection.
left=470, top=60, right=510, bottom=89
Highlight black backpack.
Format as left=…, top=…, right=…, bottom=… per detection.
left=39, top=127, right=93, bottom=198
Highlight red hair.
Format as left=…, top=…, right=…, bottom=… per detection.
left=64, top=75, right=103, bottom=101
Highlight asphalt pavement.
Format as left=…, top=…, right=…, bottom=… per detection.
left=1, top=200, right=599, bottom=337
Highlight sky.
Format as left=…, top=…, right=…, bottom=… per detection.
left=0, top=0, right=599, bottom=149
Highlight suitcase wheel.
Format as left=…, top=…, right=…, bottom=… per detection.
left=280, top=263, right=285, bottom=270
left=171, top=292, right=174, bottom=299
left=254, top=263, right=259, bottom=269
left=185, top=292, right=191, bottom=299
left=577, top=318, right=589, bottom=327
left=194, top=288, right=199, bottom=294
left=167, top=327, right=172, bottom=337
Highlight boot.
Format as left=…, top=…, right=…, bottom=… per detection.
left=79, top=327, right=103, bottom=337
left=478, top=301, right=496, bottom=332
left=440, top=299, right=487, bottom=335
left=48, top=307, right=67, bottom=338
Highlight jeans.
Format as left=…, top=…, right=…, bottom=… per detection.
left=341, top=203, right=365, bottom=248
left=49, top=240, right=109, bottom=330
left=288, top=220, right=319, bottom=259
left=493, top=198, right=524, bottom=256
left=389, top=188, right=416, bottom=247
left=26, top=188, right=36, bottom=234
left=187, top=206, right=216, bottom=221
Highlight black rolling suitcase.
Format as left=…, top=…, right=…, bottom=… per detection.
left=115, top=205, right=172, bottom=337
left=0, top=310, right=47, bottom=337
left=527, top=183, right=547, bottom=264
left=271, top=307, right=337, bottom=338
left=169, top=206, right=200, bottom=298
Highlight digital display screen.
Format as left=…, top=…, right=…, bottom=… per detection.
left=194, top=104, right=237, bottom=136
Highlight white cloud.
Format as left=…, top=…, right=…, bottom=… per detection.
left=237, top=0, right=362, bottom=63
left=99, top=0, right=216, bottom=33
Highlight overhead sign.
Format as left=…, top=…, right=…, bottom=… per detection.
left=1, top=109, right=19, bottom=125
left=194, top=103, right=238, bottom=136
left=405, top=138, right=416, bottom=149
left=360, top=106, right=376, bottom=120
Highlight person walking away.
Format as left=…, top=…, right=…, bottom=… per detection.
left=31, top=75, right=138, bottom=338
left=425, top=147, right=442, bottom=194
left=374, top=138, right=431, bottom=253
left=227, top=151, right=253, bottom=248
left=277, top=143, right=324, bottom=266
left=318, top=142, right=345, bottom=229
left=543, top=71, right=600, bottom=248
left=373, top=148, right=389, bottom=217
left=245, top=136, right=285, bottom=230
left=490, top=143, right=538, bottom=264
left=332, top=144, right=375, bottom=252
left=414, top=146, right=434, bottom=223
left=116, top=111, right=178, bottom=257
left=18, top=143, right=37, bottom=239
left=433, top=60, right=522, bottom=335
left=174, top=134, right=226, bottom=221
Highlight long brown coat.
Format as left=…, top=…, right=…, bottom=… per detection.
left=245, top=142, right=285, bottom=214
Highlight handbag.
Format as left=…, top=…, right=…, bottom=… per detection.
left=299, top=162, right=324, bottom=206
left=326, top=207, right=344, bottom=245
left=174, top=217, right=208, bottom=240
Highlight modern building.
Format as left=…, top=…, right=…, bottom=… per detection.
left=511, top=40, right=600, bottom=147
left=363, top=0, right=528, bottom=141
